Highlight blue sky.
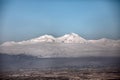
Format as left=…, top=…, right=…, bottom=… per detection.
left=1, top=0, right=120, bottom=43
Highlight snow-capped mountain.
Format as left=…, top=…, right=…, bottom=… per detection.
left=88, top=38, right=120, bottom=47
left=0, top=33, right=120, bottom=58
left=29, top=35, right=56, bottom=43
left=1, top=35, right=56, bottom=46
left=57, top=33, right=87, bottom=43
left=1, top=33, right=87, bottom=46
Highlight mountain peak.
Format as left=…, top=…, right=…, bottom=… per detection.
left=61, top=33, right=80, bottom=38
left=37, top=34, right=55, bottom=39
left=70, top=33, right=79, bottom=36
left=57, top=33, right=86, bottom=43
left=29, top=35, right=55, bottom=43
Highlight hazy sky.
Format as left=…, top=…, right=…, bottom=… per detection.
left=1, top=0, right=120, bottom=43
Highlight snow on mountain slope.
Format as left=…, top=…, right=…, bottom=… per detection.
left=1, top=33, right=87, bottom=46
left=1, top=35, right=56, bottom=46
left=57, top=33, right=87, bottom=43
left=0, top=41, right=16, bottom=46
left=0, top=33, right=120, bottom=57
left=88, top=38, right=120, bottom=48
left=30, top=35, right=56, bottom=43
left=1, top=33, right=119, bottom=46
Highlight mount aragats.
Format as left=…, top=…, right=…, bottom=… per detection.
left=0, top=33, right=120, bottom=58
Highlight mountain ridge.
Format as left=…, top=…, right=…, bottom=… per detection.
left=0, top=33, right=120, bottom=58
left=1, top=33, right=119, bottom=46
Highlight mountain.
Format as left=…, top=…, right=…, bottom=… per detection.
left=1, top=33, right=87, bottom=46
left=29, top=35, right=56, bottom=43
left=1, top=33, right=119, bottom=47
left=88, top=38, right=120, bottom=47
left=1, top=35, right=56, bottom=46
left=57, top=33, right=87, bottom=43
left=0, top=33, right=120, bottom=58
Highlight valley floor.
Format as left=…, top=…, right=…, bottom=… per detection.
left=0, top=68, right=120, bottom=80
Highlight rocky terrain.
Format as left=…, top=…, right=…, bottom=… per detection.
left=0, top=68, right=120, bottom=80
